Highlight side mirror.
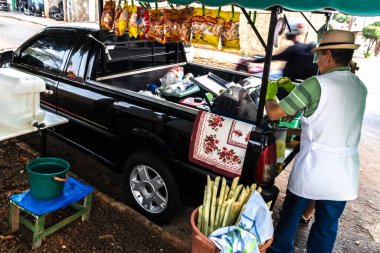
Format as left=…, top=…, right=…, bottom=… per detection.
left=0, top=50, right=14, bottom=66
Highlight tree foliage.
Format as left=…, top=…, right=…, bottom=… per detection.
left=362, top=25, right=380, bottom=57
left=363, top=26, right=380, bottom=41
left=332, top=13, right=350, bottom=24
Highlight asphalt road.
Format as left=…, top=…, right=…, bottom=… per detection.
left=0, top=15, right=42, bottom=51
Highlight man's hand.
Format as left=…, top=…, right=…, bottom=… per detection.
left=277, top=77, right=295, bottom=93
left=266, top=80, right=278, bottom=101
left=265, top=100, right=288, bottom=121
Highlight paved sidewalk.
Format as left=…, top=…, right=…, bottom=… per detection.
left=0, top=10, right=65, bottom=26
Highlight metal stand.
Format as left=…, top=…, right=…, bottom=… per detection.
left=39, top=129, right=47, bottom=157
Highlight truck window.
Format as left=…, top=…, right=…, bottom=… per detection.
left=65, top=40, right=87, bottom=82
left=19, top=35, right=75, bottom=76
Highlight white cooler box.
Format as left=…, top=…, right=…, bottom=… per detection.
left=0, top=68, right=46, bottom=129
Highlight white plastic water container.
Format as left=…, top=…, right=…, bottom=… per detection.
left=0, top=68, right=46, bottom=129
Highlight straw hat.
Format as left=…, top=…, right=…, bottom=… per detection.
left=311, top=30, right=360, bottom=52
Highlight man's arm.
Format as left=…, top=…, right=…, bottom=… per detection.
left=253, top=46, right=294, bottom=63
left=265, top=100, right=288, bottom=121
left=265, top=77, right=320, bottom=121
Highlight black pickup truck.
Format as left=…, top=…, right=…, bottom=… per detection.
left=1, top=23, right=296, bottom=223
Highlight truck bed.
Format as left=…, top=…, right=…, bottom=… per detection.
left=96, top=61, right=253, bottom=106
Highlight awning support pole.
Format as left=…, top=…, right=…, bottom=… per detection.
left=98, top=0, right=106, bottom=75
left=256, top=7, right=278, bottom=126
left=300, top=12, right=317, bottom=33
left=241, top=7, right=267, bottom=50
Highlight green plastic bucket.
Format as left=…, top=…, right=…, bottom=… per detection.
left=26, top=157, right=70, bottom=200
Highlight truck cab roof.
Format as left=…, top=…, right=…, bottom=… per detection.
left=48, top=22, right=100, bottom=31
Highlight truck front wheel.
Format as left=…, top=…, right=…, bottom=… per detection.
left=123, top=151, right=180, bottom=223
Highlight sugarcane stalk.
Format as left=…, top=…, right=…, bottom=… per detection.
left=235, top=203, right=247, bottom=225
left=223, top=185, right=230, bottom=202
left=215, top=177, right=226, bottom=229
left=232, top=202, right=242, bottom=224
left=266, top=200, right=272, bottom=210
left=219, top=201, right=227, bottom=227
left=203, top=175, right=212, bottom=236
left=231, top=184, right=243, bottom=202
left=227, top=177, right=240, bottom=199
left=245, top=185, right=250, bottom=196
left=200, top=185, right=207, bottom=233
left=197, top=205, right=203, bottom=230
left=244, top=187, right=252, bottom=206
left=222, top=200, right=233, bottom=227
left=210, top=176, right=220, bottom=233
left=231, top=188, right=245, bottom=223
left=202, top=185, right=207, bottom=207
left=238, top=188, right=247, bottom=204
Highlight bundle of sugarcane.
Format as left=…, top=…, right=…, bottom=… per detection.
left=197, top=175, right=271, bottom=236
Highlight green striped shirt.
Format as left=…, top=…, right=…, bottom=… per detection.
left=279, top=66, right=351, bottom=117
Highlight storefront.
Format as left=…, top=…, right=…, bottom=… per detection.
left=9, top=0, right=94, bottom=22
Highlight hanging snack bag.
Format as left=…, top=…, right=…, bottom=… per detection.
left=177, top=7, right=194, bottom=43
left=101, top=0, right=116, bottom=31
left=221, top=11, right=240, bottom=51
left=190, top=8, right=225, bottom=49
left=148, top=9, right=166, bottom=44
left=190, top=8, right=204, bottom=44
left=164, top=9, right=181, bottom=43
left=137, top=6, right=150, bottom=40
left=164, top=7, right=194, bottom=43
left=128, top=2, right=138, bottom=38
left=114, top=1, right=128, bottom=36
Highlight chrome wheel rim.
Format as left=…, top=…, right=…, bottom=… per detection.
left=129, top=164, right=168, bottom=214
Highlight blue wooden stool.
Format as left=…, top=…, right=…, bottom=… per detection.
left=9, top=176, right=94, bottom=249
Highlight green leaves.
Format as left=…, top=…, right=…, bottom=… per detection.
left=363, top=26, right=380, bottom=40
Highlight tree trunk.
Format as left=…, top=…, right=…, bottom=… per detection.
left=367, top=39, right=376, bottom=55
left=375, top=40, right=380, bottom=57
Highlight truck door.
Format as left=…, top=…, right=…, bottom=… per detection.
left=55, top=33, right=118, bottom=167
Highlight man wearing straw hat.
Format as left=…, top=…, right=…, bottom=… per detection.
left=265, top=30, right=367, bottom=253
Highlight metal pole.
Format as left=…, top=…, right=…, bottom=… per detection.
left=98, top=0, right=106, bottom=74
left=300, top=12, right=318, bottom=33
left=257, top=7, right=278, bottom=126
left=40, top=129, right=47, bottom=157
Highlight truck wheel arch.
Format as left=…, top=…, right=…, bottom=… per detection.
left=122, top=128, right=175, bottom=160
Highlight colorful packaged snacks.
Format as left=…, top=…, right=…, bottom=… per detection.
left=164, top=9, right=181, bottom=43
left=221, top=11, right=240, bottom=51
left=177, top=7, right=194, bottom=43
left=148, top=9, right=165, bottom=44
left=101, top=0, right=116, bottom=31
left=137, top=7, right=150, bottom=40
left=114, top=1, right=128, bottom=36
left=163, top=7, right=193, bottom=43
left=128, top=3, right=138, bottom=38
left=190, top=8, right=225, bottom=49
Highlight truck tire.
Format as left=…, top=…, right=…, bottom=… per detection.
left=123, top=151, right=181, bottom=223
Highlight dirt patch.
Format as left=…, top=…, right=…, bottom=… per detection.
left=0, top=139, right=187, bottom=253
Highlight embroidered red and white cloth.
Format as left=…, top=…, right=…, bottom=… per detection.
left=189, top=111, right=254, bottom=177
